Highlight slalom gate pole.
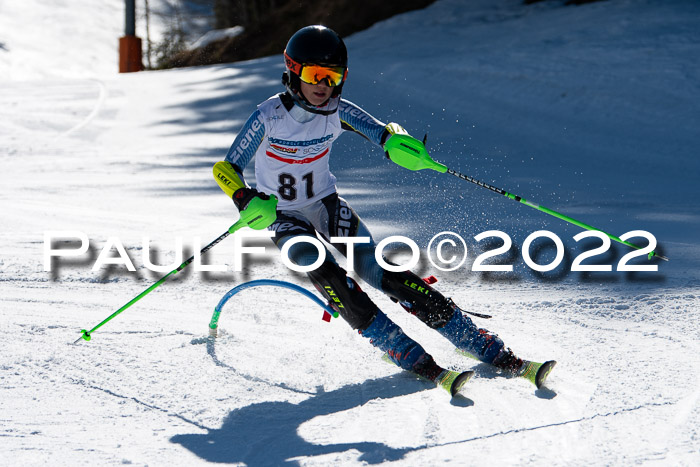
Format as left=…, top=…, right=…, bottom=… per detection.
left=208, top=279, right=339, bottom=338
left=444, top=167, right=668, bottom=261
left=73, top=218, right=248, bottom=344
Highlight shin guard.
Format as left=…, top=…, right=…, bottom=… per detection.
left=381, top=269, right=455, bottom=329
left=307, top=260, right=378, bottom=331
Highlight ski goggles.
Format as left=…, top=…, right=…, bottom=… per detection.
left=285, top=52, right=347, bottom=87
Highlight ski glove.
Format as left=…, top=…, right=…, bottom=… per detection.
left=233, top=187, right=265, bottom=210
left=213, top=161, right=277, bottom=230
left=232, top=187, right=278, bottom=230
left=383, top=123, right=447, bottom=173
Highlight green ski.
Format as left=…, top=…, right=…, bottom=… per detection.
left=382, top=352, right=474, bottom=397
left=455, top=348, right=556, bottom=389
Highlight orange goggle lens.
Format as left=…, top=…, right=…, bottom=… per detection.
left=299, top=64, right=346, bottom=87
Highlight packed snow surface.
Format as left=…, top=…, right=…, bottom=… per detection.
left=1, top=0, right=698, bottom=465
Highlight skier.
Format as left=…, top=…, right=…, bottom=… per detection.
left=213, top=25, right=554, bottom=395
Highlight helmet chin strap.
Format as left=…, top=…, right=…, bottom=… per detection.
left=282, top=71, right=341, bottom=115
left=288, top=88, right=340, bottom=115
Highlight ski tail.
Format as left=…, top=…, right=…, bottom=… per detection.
left=455, top=348, right=480, bottom=361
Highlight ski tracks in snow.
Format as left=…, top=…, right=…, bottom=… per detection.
left=55, top=79, right=107, bottom=141
left=0, top=78, right=108, bottom=154
left=2, top=264, right=698, bottom=465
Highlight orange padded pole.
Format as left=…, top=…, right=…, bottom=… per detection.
left=119, top=35, right=143, bottom=73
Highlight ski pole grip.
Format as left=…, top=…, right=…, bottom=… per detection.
left=228, top=219, right=247, bottom=234
left=384, top=134, right=447, bottom=173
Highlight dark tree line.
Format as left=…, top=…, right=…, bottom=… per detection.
left=161, top=0, right=607, bottom=69
left=214, top=0, right=289, bottom=30
left=167, top=0, right=437, bottom=68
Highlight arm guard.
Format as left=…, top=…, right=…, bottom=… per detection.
left=213, top=161, right=247, bottom=198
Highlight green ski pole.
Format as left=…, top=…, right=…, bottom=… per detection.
left=384, top=134, right=668, bottom=261
left=443, top=167, right=668, bottom=261
left=74, top=218, right=247, bottom=344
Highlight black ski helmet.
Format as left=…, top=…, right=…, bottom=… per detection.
left=282, top=25, right=348, bottom=115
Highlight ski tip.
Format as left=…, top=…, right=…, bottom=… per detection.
left=436, top=369, right=473, bottom=396
left=535, top=360, right=557, bottom=389
left=449, top=370, right=475, bottom=397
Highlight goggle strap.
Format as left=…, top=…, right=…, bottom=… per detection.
left=284, top=51, right=302, bottom=75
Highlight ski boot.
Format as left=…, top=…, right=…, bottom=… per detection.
left=413, top=291, right=557, bottom=389
left=363, top=310, right=473, bottom=397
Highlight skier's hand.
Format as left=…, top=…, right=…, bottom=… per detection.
left=212, top=161, right=276, bottom=230
left=233, top=186, right=266, bottom=210
left=233, top=188, right=278, bottom=230
left=383, top=123, right=447, bottom=173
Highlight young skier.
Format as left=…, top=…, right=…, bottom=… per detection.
left=213, top=25, right=554, bottom=396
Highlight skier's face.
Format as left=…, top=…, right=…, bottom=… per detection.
left=300, top=80, right=333, bottom=106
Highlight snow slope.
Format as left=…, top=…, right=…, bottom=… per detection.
left=1, top=0, right=699, bottom=465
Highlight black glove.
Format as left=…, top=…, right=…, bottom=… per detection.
left=233, top=187, right=270, bottom=211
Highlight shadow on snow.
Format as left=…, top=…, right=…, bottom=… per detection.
left=170, top=374, right=437, bottom=465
